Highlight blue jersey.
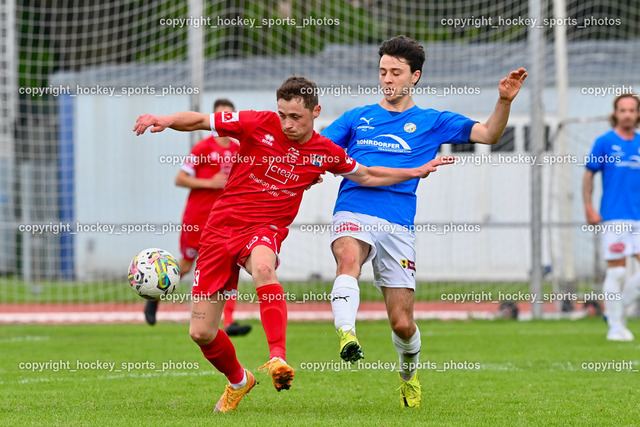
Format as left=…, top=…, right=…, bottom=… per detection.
left=322, top=103, right=475, bottom=226
left=585, top=129, right=640, bottom=221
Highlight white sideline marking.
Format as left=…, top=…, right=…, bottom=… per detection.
left=0, top=336, right=50, bottom=342
left=0, top=310, right=499, bottom=324
left=0, top=307, right=587, bottom=324
left=16, top=370, right=218, bottom=385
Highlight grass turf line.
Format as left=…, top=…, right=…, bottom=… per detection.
left=1, top=318, right=638, bottom=425
left=0, top=276, right=564, bottom=303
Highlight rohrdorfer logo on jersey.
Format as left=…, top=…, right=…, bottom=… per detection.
left=356, top=133, right=412, bottom=153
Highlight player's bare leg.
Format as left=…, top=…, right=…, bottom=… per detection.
left=382, top=287, right=421, bottom=407
left=189, top=295, right=226, bottom=346
left=245, top=245, right=294, bottom=391
left=331, top=236, right=369, bottom=362
left=179, top=258, right=194, bottom=276
left=382, top=287, right=416, bottom=340
left=144, top=258, right=194, bottom=325
left=189, top=296, right=255, bottom=413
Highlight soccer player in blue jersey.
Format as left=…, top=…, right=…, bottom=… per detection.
left=583, top=93, right=640, bottom=342
left=321, top=35, right=527, bottom=407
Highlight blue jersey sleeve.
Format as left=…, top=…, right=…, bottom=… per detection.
left=321, top=110, right=354, bottom=149
left=585, top=137, right=606, bottom=172
left=434, top=111, right=476, bottom=144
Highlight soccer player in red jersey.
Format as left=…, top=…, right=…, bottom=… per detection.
left=133, top=76, right=453, bottom=413
left=144, top=99, right=252, bottom=337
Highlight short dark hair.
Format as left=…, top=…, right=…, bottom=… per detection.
left=276, top=75, right=318, bottom=111
left=378, top=35, right=426, bottom=83
left=609, top=93, right=640, bottom=128
left=378, top=35, right=425, bottom=84
left=213, top=98, right=235, bottom=112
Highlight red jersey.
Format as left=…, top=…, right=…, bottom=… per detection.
left=181, top=136, right=240, bottom=228
left=203, top=110, right=358, bottom=233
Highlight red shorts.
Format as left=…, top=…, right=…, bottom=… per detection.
left=192, top=225, right=288, bottom=297
left=180, top=225, right=203, bottom=261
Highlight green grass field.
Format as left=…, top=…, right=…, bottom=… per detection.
left=2, top=318, right=638, bottom=426
left=0, top=276, right=566, bottom=303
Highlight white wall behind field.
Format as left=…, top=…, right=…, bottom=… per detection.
left=73, top=87, right=620, bottom=281
left=74, top=94, right=190, bottom=279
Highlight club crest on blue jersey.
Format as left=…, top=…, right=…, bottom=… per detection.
left=404, top=123, right=417, bottom=133
left=310, top=154, right=324, bottom=167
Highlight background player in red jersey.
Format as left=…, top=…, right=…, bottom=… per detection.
left=144, top=99, right=252, bottom=337
left=133, top=76, right=453, bottom=413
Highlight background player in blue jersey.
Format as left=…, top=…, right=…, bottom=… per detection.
left=583, top=93, right=640, bottom=342
left=321, top=35, right=527, bottom=407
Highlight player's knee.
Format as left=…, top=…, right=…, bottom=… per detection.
left=335, top=252, right=363, bottom=277
left=390, top=317, right=415, bottom=339
left=333, top=240, right=367, bottom=275
left=252, top=261, right=276, bottom=282
left=189, top=327, right=217, bottom=345
left=336, top=252, right=358, bottom=269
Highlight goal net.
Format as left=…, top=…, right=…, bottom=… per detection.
left=1, top=0, right=639, bottom=317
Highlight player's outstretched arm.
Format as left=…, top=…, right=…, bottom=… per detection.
left=582, top=169, right=602, bottom=224
left=470, top=68, right=527, bottom=145
left=133, top=112, right=210, bottom=136
left=347, top=156, right=455, bottom=187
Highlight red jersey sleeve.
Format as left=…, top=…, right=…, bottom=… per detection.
left=181, top=138, right=207, bottom=176
left=325, top=138, right=359, bottom=176
left=210, top=110, right=265, bottom=140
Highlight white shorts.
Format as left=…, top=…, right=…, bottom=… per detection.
left=601, top=220, right=640, bottom=261
left=330, top=211, right=416, bottom=290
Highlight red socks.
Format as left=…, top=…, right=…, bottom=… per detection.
left=200, top=283, right=287, bottom=379
left=198, top=329, right=244, bottom=384
left=257, top=283, right=287, bottom=360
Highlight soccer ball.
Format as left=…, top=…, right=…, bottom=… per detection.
left=128, top=248, right=180, bottom=300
